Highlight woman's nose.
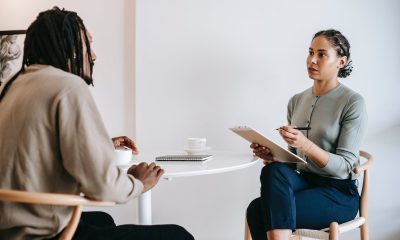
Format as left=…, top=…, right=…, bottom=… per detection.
left=307, top=55, right=316, bottom=65
left=311, top=56, right=317, bottom=65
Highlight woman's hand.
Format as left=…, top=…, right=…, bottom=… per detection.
left=112, top=136, right=139, bottom=155
left=278, top=126, right=313, bottom=154
left=250, top=143, right=274, bottom=165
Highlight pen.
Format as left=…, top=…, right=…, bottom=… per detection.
left=276, top=127, right=311, bottom=131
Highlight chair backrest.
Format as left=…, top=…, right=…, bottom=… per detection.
left=355, top=151, right=373, bottom=240
left=356, top=151, right=373, bottom=216
left=0, top=189, right=115, bottom=240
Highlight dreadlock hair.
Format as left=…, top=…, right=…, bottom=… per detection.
left=313, top=29, right=353, bottom=78
left=0, top=6, right=93, bottom=102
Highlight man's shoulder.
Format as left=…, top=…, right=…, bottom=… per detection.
left=21, top=64, right=89, bottom=97
left=27, top=64, right=87, bottom=90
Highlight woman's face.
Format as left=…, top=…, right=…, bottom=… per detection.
left=306, top=36, right=346, bottom=82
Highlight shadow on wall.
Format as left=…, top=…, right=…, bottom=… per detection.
left=362, top=124, right=400, bottom=240
left=384, top=227, right=400, bottom=240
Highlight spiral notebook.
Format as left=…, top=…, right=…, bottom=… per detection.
left=155, top=154, right=213, bottom=161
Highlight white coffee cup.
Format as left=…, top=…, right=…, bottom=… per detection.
left=187, top=138, right=206, bottom=150
left=114, top=148, right=132, bottom=165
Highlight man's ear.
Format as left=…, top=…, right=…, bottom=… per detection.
left=338, top=56, right=347, bottom=68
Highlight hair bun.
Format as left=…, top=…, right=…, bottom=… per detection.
left=338, top=60, right=353, bottom=78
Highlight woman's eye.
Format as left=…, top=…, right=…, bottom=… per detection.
left=308, top=51, right=313, bottom=56
left=318, top=53, right=326, bottom=58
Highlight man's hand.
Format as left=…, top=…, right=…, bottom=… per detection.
left=250, top=143, right=274, bottom=165
left=127, top=162, right=164, bottom=193
left=112, top=136, right=138, bottom=155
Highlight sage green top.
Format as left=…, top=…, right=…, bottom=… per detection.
left=0, top=65, right=143, bottom=239
left=287, top=83, right=367, bottom=180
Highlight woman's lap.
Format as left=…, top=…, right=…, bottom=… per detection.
left=295, top=185, right=359, bottom=229
left=248, top=163, right=359, bottom=235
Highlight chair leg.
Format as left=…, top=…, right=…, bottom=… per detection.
left=360, top=222, right=369, bottom=240
left=244, top=215, right=251, bottom=240
left=329, top=222, right=339, bottom=240
left=60, top=205, right=83, bottom=240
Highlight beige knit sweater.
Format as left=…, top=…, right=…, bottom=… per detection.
left=0, top=65, right=143, bottom=239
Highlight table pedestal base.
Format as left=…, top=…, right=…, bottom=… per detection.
left=138, top=190, right=152, bottom=225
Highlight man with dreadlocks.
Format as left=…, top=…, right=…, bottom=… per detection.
left=0, top=7, right=194, bottom=240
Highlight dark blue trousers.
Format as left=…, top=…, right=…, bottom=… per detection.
left=246, top=163, right=359, bottom=240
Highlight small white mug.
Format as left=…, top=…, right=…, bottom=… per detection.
left=114, top=148, right=132, bottom=165
left=187, top=138, right=206, bottom=150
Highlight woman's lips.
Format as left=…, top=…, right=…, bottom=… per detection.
left=308, top=67, right=318, bottom=74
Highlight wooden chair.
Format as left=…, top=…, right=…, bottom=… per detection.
left=244, top=150, right=373, bottom=240
left=0, top=189, right=115, bottom=240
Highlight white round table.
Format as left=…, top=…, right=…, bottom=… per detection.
left=119, top=151, right=259, bottom=225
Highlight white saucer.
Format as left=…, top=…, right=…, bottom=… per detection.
left=184, top=147, right=212, bottom=155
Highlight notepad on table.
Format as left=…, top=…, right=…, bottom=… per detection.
left=155, top=154, right=213, bottom=162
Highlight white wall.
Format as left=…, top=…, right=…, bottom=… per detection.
left=2, top=0, right=400, bottom=239
left=136, top=0, right=400, bottom=239
left=0, top=0, right=138, bottom=224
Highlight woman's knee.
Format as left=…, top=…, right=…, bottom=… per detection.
left=247, top=198, right=261, bottom=220
left=260, top=162, right=290, bottom=183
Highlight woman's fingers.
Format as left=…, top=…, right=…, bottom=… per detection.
left=263, top=159, right=273, bottom=165
left=250, top=143, right=274, bottom=161
left=250, top=143, right=259, bottom=149
left=253, top=146, right=270, bottom=154
left=253, top=147, right=273, bottom=160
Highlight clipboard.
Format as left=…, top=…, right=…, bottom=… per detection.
left=230, top=126, right=307, bottom=164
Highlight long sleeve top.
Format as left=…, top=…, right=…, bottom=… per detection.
left=0, top=65, right=143, bottom=239
left=287, top=83, right=367, bottom=180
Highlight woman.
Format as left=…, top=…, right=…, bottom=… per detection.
left=246, top=29, right=367, bottom=240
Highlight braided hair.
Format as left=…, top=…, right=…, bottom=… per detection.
left=313, top=29, right=353, bottom=78
left=0, top=7, right=93, bottom=101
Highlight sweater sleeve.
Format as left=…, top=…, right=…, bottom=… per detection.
left=55, top=79, right=143, bottom=203
left=321, top=94, right=368, bottom=179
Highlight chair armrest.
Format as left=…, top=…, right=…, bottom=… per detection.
left=354, top=151, right=374, bottom=174
left=338, top=217, right=365, bottom=233
left=0, top=189, right=115, bottom=207
left=292, top=229, right=329, bottom=239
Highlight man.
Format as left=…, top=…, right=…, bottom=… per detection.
left=0, top=7, right=194, bottom=240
